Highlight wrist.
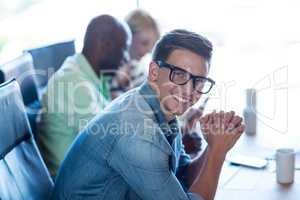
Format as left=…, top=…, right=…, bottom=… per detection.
left=206, top=146, right=227, bottom=162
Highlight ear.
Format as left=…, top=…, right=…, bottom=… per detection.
left=148, top=61, right=160, bottom=82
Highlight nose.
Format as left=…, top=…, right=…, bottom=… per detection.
left=181, top=79, right=194, bottom=96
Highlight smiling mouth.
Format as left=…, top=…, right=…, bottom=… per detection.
left=173, top=95, right=191, bottom=104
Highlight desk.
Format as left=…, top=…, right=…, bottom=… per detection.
left=216, top=162, right=300, bottom=200
left=215, top=132, right=300, bottom=200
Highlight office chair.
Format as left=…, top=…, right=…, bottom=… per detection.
left=0, top=79, right=53, bottom=199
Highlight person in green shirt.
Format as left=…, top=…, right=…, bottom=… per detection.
left=37, top=15, right=132, bottom=177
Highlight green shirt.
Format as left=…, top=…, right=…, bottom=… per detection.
left=37, top=53, right=110, bottom=177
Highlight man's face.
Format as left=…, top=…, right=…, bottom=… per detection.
left=130, top=29, right=159, bottom=61
left=149, top=49, right=209, bottom=120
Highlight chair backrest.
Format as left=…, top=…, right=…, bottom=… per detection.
left=0, top=79, right=53, bottom=200
left=0, top=69, right=4, bottom=84
left=25, top=40, right=75, bottom=88
left=1, top=53, right=39, bottom=106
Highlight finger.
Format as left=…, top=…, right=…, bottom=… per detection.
left=236, top=124, right=246, bottom=134
left=211, top=112, right=219, bottom=132
left=224, top=112, right=230, bottom=123
left=231, top=116, right=243, bottom=128
left=225, top=111, right=235, bottom=124
left=224, top=111, right=232, bottom=130
left=204, top=114, right=214, bottom=133
left=200, top=117, right=210, bottom=133
left=220, top=110, right=225, bottom=131
left=216, top=112, right=223, bottom=130
left=228, top=124, right=245, bottom=137
left=207, top=112, right=214, bottom=124
left=201, top=112, right=213, bottom=126
left=220, top=110, right=225, bottom=121
left=201, top=115, right=213, bottom=136
left=206, top=110, right=215, bottom=124
left=212, top=110, right=217, bottom=125
left=227, top=116, right=243, bottom=131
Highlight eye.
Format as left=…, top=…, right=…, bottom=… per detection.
left=173, top=69, right=189, bottom=79
left=195, top=77, right=206, bottom=83
left=171, top=69, right=190, bottom=84
left=173, top=69, right=186, bottom=76
left=194, top=78, right=207, bottom=89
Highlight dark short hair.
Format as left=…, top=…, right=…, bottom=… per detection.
left=152, top=29, right=213, bottom=65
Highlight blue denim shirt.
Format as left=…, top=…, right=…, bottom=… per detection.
left=52, top=82, right=204, bottom=200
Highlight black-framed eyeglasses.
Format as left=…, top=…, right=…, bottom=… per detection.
left=155, top=60, right=215, bottom=94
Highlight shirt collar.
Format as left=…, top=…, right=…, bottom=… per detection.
left=75, top=53, right=101, bottom=86
left=75, top=53, right=111, bottom=100
left=139, top=81, right=179, bottom=138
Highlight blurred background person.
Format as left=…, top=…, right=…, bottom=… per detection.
left=126, top=9, right=160, bottom=61
left=110, top=9, right=160, bottom=98
left=37, top=15, right=131, bottom=178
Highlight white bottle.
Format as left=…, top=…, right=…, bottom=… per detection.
left=243, top=89, right=257, bottom=135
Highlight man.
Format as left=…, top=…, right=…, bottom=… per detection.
left=52, top=30, right=245, bottom=200
left=37, top=15, right=131, bottom=177
left=113, top=11, right=202, bottom=157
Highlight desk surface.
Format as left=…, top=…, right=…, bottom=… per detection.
left=215, top=132, right=300, bottom=200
